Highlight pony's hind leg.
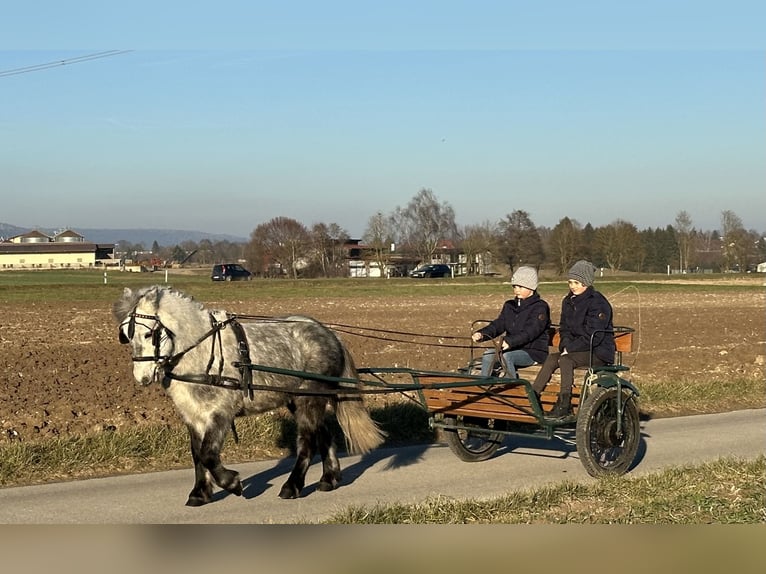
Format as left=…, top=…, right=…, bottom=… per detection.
left=279, top=398, right=327, bottom=499
left=185, top=416, right=243, bottom=506
left=316, top=422, right=341, bottom=492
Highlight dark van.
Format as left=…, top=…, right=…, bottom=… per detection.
left=211, top=263, right=253, bottom=281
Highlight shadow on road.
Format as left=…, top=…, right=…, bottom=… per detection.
left=218, top=443, right=435, bottom=502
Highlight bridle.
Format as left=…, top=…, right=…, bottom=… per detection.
left=118, top=312, right=174, bottom=362
left=118, top=309, right=253, bottom=393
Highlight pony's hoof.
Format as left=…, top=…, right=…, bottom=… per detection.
left=278, top=484, right=300, bottom=499
left=317, top=481, right=336, bottom=492
left=229, top=481, right=243, bottom=497
left=185, top=496, right=209, bottom=507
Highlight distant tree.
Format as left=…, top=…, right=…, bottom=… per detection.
left=362, top=211, right=396, bottom=277
left=393, top=188, right=457, bottom=264
left=214, top=240, right=245, bottom=264
left=694, top=229, right=723, bottom=271
left=720, top=210, right=748, bottom=271
left=197, top=239, right=215, bottom=265
left=459, top=221, right=499, bottom=275
left=595, top=219, right=641, bottom=271
left=548, top=217, right=582, bottom=275
left=640, top=226, right=677, bottom=273
left=171, top=245, right=187, bottom=263
left=116, top=240, right=147, bottom=262
left=247, top=217, right=309, bottom=279
left=674, top=210, right=694, bottom=272
left=497, top=210, right=543, bottom=273
left=308, top=222, right=349, bottom=278
left=580, top=223, right=596, bottom=262
left=756, top=234, right=766, bottom=264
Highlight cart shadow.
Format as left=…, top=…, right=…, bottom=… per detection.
left=490, top=427, right=648, bottom=471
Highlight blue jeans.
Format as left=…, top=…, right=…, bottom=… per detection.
left=480, top=349, right=535, bottom=379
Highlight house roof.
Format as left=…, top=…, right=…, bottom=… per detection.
left=54, top=229, right=85, bottom=240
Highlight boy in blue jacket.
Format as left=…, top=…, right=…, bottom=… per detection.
left=532, top=260, right=616, bottom=418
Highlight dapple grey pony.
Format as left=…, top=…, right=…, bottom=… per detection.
left=113, top=285, right=385, bottom=506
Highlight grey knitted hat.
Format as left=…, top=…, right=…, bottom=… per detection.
left=568, top=260, right=595, bottom=286
left=511, top=266, right=539, bottom=290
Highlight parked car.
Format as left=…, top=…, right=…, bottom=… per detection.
left=211, top=263, right=253, bottom=281
left=409, top=263, right=452, bottom=278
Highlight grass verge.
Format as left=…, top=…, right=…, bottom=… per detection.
left=324, top=456, right=766, bottom=523
left=0, top=402, right=432, bottom=487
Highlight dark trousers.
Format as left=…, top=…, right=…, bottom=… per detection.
left=532, top=351, right=606, bottom=396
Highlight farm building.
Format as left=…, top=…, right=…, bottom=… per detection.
left=0, top=229, right=116, bottom=270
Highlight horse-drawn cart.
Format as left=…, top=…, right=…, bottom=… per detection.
left=115, top=285, right=640, bottom=505
left=355, top=325, right=640, bottom=477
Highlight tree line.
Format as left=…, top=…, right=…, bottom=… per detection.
left=123, top=188, right=765, bottom=277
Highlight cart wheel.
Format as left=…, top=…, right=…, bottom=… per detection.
left=443, top=415, right=504, bottom=462
left=576, top=386, right=640, bottom=477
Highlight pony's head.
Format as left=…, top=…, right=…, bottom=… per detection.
left=113, top=285, right=177, bottom=386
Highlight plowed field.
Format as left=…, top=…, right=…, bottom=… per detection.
left=1, top=278, right=764, bottom=442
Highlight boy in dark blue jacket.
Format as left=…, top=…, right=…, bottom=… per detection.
left=472, top=266, right=551, bottom=378
left=532, top=260, right=616, bottom=418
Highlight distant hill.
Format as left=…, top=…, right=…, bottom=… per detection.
left=0, top=222, right=247, bottom=247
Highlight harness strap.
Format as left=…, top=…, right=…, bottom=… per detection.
left=161, top=314, right=254, bottom=401
left=228, top=319, right=254, bottom=400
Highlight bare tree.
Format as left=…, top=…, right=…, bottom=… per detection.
left=497, top=210, right=543, bottom=273
left=547, top=217, right=582, bottom=275
left=720, top=210, right=748, bottom=271
left=362, top=211, right=396, bottom=277
left=309, top=222, right=349, bottom=278
left=247, top=216, right=309, bottom=279
left=459, top=221, right=499, bottom=275
left=675, top=210, right=694, bottom=272
left=393, top=188, right=457, bottom=264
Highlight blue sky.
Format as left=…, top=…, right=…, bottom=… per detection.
left=2, top=1, right=764, bottom=239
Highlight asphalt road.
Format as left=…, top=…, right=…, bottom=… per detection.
left=1, top=408, right=763, bottom=524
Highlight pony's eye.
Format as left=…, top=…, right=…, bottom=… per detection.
left=143, top=332, right=153, bottom=340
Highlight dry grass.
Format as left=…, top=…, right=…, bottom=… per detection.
left=325, top=456, right=766, bottom=524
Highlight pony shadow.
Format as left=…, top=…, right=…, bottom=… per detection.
left=234, top=442, right=434, bottom=501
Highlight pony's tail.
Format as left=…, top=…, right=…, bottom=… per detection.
left=335, top=346, right=386, bottom=455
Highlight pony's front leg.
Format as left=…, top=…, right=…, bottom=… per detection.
left=185, top=420, right=243, bottom=506
left=186, top=427, right=214, bottom=507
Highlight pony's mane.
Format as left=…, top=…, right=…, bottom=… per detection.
left=111, top=285, right=206, bottom=323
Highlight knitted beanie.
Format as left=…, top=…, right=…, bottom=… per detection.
left=511, top=266, right=539, bottom=290
left=568, top=260, right=595, bottom=286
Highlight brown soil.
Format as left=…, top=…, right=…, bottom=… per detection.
left=1, top=280, right=764, bottom=442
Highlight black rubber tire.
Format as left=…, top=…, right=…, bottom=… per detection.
left=576, top=386, right=640, bottom=477
left=443, top=415, right=504, bottom=462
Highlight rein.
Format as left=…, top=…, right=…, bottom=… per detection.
left=229, top=314, right=475, bottom=349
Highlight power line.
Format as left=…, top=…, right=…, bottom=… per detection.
left=0, top=50, right=133, bottom=78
